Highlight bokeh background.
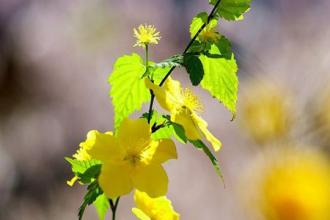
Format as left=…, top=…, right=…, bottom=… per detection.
left=1, top=0, right=330, bottom=219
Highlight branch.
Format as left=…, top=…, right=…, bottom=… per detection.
left=147, top=0, right=222, bottom=121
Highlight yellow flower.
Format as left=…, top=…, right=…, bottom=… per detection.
left=67, top=132, right=103, bottom=186
left=197, top=19, right=221, bottom=43
left=241, top=147, right=330, bottom=220
left=132, top=190, right=180, bottom=220
left=84, top=118, right=177, bottom=199
left=312, top=90, right=330, bottom=148
left=240, top=81, right=292, bottom=144
left=133, top=24, right=161, bottom=47
left=199, top=26, right=221, bottom=43
left=145, top=77, right=221, bottom=151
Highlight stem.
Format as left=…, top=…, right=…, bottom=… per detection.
left=144, top=44, right=155, bottom=124
left=145, top=44, right=149, bottom=69
left=109, top=198, right=120, bottom=220
left=147, top=0, right=222, bottom=122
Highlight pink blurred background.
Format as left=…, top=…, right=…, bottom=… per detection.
left=0, top=0, right=329, bottom=219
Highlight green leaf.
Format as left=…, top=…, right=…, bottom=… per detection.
left=65, top=158, right=102, bottom=184
left=214, top=36, right=232, bottom=59
left=189, top=139, right=224, bottom=183
left=78, top=164, right=102, bottom=184
left=186, top=41, right=205, bottom=54
left=171, top=122, right=187, bottom=143
left=142, top=113, right=186, bottom=143
left=152, top=123, right=173, bottom=140
left=78, top=182, right=103, bottom=220
left=183, top=55, right=204, bottom=86
left=93, top=194, right=110, bottom=220
left=65, top=157, right=101, bottom=174
left=210, top=0, right=251, bottom=21
left=108, top=53, right=150, bottom=129
left=199, top=44, right=238, bottom=117
left=190, top=12, right=208, bottom=39
left=189, top=12, right=218, bottom=39
left=141, top=111, right=173, bottom=140
left=150, top=66, right=171, bottom=85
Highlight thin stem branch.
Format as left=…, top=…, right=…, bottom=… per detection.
left=147, top=0, right=222, bottom=123
left=109, top=198, right=120, bottom=220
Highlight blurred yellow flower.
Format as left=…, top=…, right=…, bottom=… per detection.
left=132, top=190, right=180, bottom=220
left=84, top=118, right=177, bottom=199
left=145, top=77, right=221, bottom=151
left=312, top=91, right=330, bottom=147
left=133, top=24, right=161, bottom=47
left=199, top=26, right=221, bottom=43
left=240, top=82, right=292, bottom=144
left=241, top=147, right=330, bottom=220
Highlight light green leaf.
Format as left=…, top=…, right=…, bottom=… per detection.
left=65, top=158, right=102, bottom=184
left=199, top=44, right=238, bottom=117
left=108, top=53, right=149, bottom=129
left=152, top=124, right=173, bottom=140
left=141, top=111, right=173, bottom=140
left=65, top=157, right=101, bottom=174
left=150, top=65, right=171, bottom=85
left=93, top=194, right=109, bottom=220
left=189, top=140, right=224, bottom=183
left=189, top=12, right=218, bottom=39
left=190, top=12, right=208, bottom=39
left=210, top=0, right=251, bottom=21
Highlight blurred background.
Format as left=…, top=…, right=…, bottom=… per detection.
left=0, top=0, right=330, bottom=219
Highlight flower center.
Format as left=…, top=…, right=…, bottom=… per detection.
left=182, top=88, right=204, bottom=112
left=199, top=27, right=221, bottom=42
left=125, top=153, right=142, bottom=167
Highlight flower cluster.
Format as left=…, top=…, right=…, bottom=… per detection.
left=65, top=0, right=251, bottom=215
left=66, top=23, right=223, bottom=219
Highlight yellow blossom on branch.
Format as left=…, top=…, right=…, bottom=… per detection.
left=66, top=132, right=108, bottom=186
left=83, top=118, right=177, bottom=199
left=133, top=24, right=161, bottom=47
left=145, top=77, right=221, bottom=151
left=199, top=25, right=221, bottom=43
left=132, top=190, right=180, bottom=220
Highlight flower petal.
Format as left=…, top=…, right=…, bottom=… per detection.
left=132, top=164, right=168, bottom=198
left=145, top=79, right=171, bottom=112
left=118, top=118, right=151, bottom=152
left=152, top=139, right=177, bottom=164
left=192, top=113, right=222, bottom=151
left=66, top=176, right=79, bottom=187
left=134, top=190, right=153, bottom=211
left=145, top=78, right=182, bottom=112
left=132, top=208, right=151, bottom=220
left=99, top=163, right=133, bottom=199
left=85, top=130, right=123, bottom=162
left=172, top=109, right=201, bottom=141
